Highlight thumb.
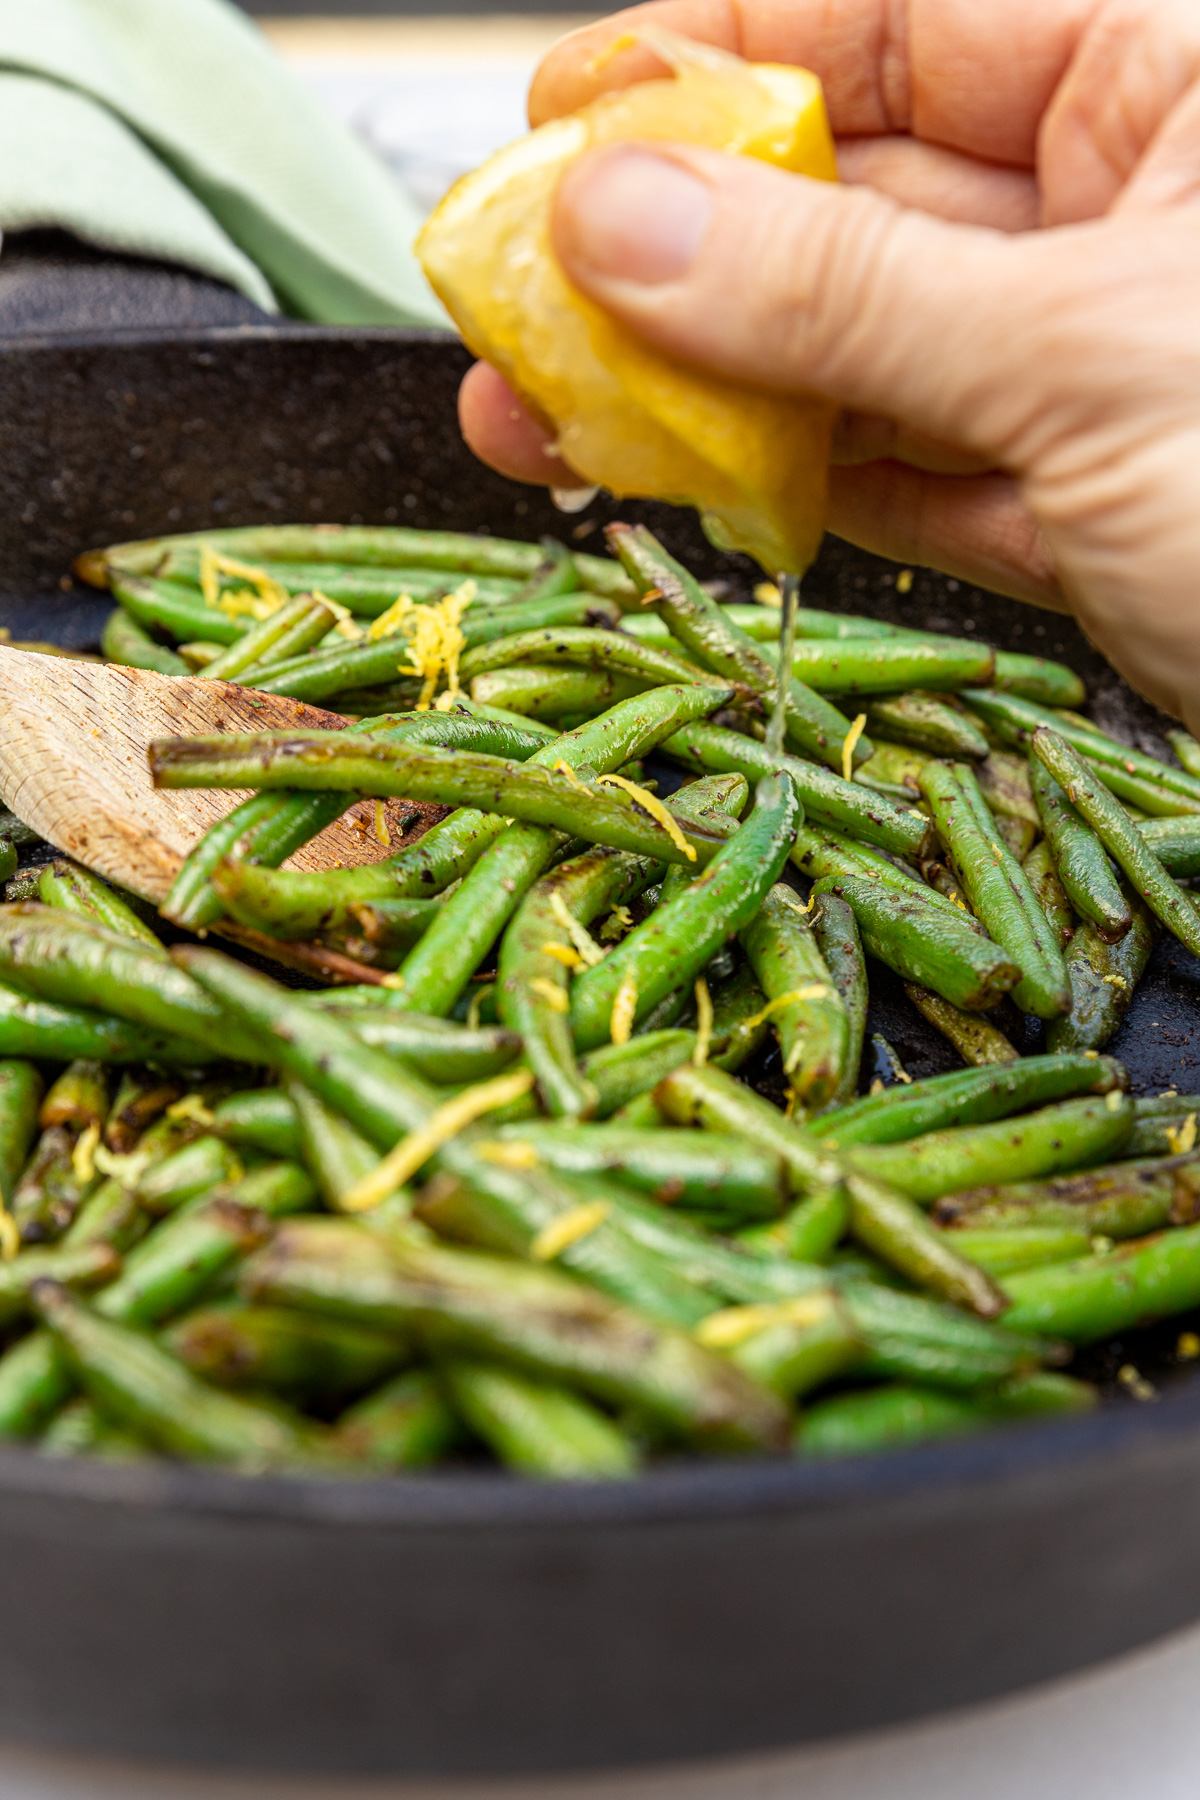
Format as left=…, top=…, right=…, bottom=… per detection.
left=551, top=145, right=1062, bottom=468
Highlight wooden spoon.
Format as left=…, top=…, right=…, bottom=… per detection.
left=0, top=646, right=435, bottom=950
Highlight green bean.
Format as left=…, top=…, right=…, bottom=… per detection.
left=178, top=641, right=225, bottom=670
left=1047, top=902, right=1157, bottom=1053
left=93, top=525, right=547, bottom=582
left=944, top=1225, right=1094, bottom=1275
left=101, top=606, right=188, bottom=676
left=932, top=1154, right=1189, bottom=1238
left=0, top=1242, right=119, bottom=1326
left=166, top=1300, right=407, bottom=1406
left=134, top=1136, right=244, bottom=1214
left=770, top=605, right=1086, bottom=706
left=388, top=685, right=735, bottom=1016
left=164, top=793, right=347, bottom=932
left=919, top=761, right=1069, bottom=1018
left=1030, top=757, right=1130, bottom=942
left=242, top=1219, right=789, bottom=1451
left=112, top=575, right=251, bottom=646
left=845, top=1094, right=1133, bottom=1204
left=854, top=740, right=929, bottom=794
left=208, top=1089, right=299, bottom=1159
left=443, top=691, right=560, bottom=738
left=98, top=1164, right=314, bottom=1328
left=842, top=1169, right=1007, bottom=1316
left=469, top=666, right=649, bottom=719
left=193, top=562, right=521, bottom=610
left=40, top=1397, right=149, bottom=1461
left=284, top=1077, right=407, bottom=1215
left=498, top=847, right=653, bottom=1117
left=0, top=1331, right=73, bottom=1438
left=650, top=1062, right=1000, bottom=1310
left=0, top=1061, right=44, bottom=1204
left=205, top=805, right=506, bottom=940
left=966, top=691, right=1200, bottom=816
left=444, top=1361, right=638, bottom=1479
left=740, top=885, right=848, bottom=1110
left=796, top=1382, right=985, bottom=1454
left=1021, top=840, right=1076, bottom=948
left=199, top=594, right=334, bottom=682
left=622, top=603, right=780, bottom=646
left=151, top=720, right=736, bottom=866
left=39, top=1063, right=107, bottom=1134
left=569, top=774, right=801, bottom=1051
left=1033, top=727, right=1200, bottom=960
left=803, top=897, right=859, bottom=1105
left=796, top=1370, right=1095, bottom=1456
left=607, top=524, right=866, bottom=772
left=88, top=524, right=636, bottom=598
left=660, top=719, right=932, bottom=858
left=904, top=984, right=1019, bottom=1066
left=811, top=876, right=1021, bottom=1012
left=38, top=860, right=164, bottom=950
left=1002, top=1223, right=1200, bottom=1342
left=810, top=1053, right=1125, bottom=1149
left=708, top=961, right=773, bottom=1073
left=0, top=909, right=261, bottom=1062
left=330, top=1370, right=461, bottom=1469
left=250, top=594, right=621, bottom=707
left=177, top=949, right=727, bottom=1326
left=460, top=625, right=705, bottom=690
left=769, top=637, right=995, bottom=694
left=791, top=825, right=963, bottom=916
left=1127, top=1095, right=1200, bottom=1158
left=701, top=1289, right=862, bottom=1402
left=1137, top=816, right=1200, bottom=877
left=989, top=656, right=1087, bottom=708
left=315, top=897, right=442, bottom=969
left=33, top=1281, right=326, bottom=1469
left=655, top=1062, right=849, bottom=1197
left=316, top=1014, right=518, bottom=1087
left=581, top=1030, right=696, bottom=1118
left=487, top=1123, right=786, bottom=1219
left=416, top=1163, right=722, bottom=1330
left=862, top=691, right=990, bottom=759
left=63, top=1109, right=199, bottom=1254
left=12, top=1127, right=96, bottom=1245
left=103, top=1070, right=182, bottom=1153
left=1168, top=730, right=1200, bottom=779
left=738, top=1190, right=849, bottom=1264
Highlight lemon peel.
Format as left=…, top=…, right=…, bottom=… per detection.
left=531, top=1199, right=612, bottom=1261
left=595, top=772, right=696, bottom=860
left=417, top=30, right=837, bottom=574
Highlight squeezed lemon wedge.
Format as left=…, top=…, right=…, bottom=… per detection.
left=417, top=32, right=838, bottom=575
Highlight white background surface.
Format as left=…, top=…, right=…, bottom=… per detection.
left=4, top=15, right=1193, bottom=1794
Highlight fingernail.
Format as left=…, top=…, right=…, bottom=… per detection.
left=555, top=148, right=712, bottom=285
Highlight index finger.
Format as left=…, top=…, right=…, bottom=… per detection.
left=529, top=0, right=1096, bottom=168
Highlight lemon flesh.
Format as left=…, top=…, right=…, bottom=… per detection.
left=417, top=37, right=838, bottom=576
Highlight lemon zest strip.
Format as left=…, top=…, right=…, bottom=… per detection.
left=692, top=977, right=713, bottom=1066
left=340, top=1069, right=536, bottom=1213
left=595, top=774, right=696, bottom=861
left=842, top=713, right=867, bottom=782
left=530, top=976, right=570, bottom=1012
left=548, top=891, right=605, bottom=967
left=531, top=1200, right=611, bottom=1262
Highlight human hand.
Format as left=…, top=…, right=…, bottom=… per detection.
left=459, top=0, right=1200, bottom=730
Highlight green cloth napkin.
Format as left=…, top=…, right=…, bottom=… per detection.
left=0, top=0, right=447, bottom=326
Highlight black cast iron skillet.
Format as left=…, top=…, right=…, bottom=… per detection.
left=0, top=325, right=1198, bottom=1776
